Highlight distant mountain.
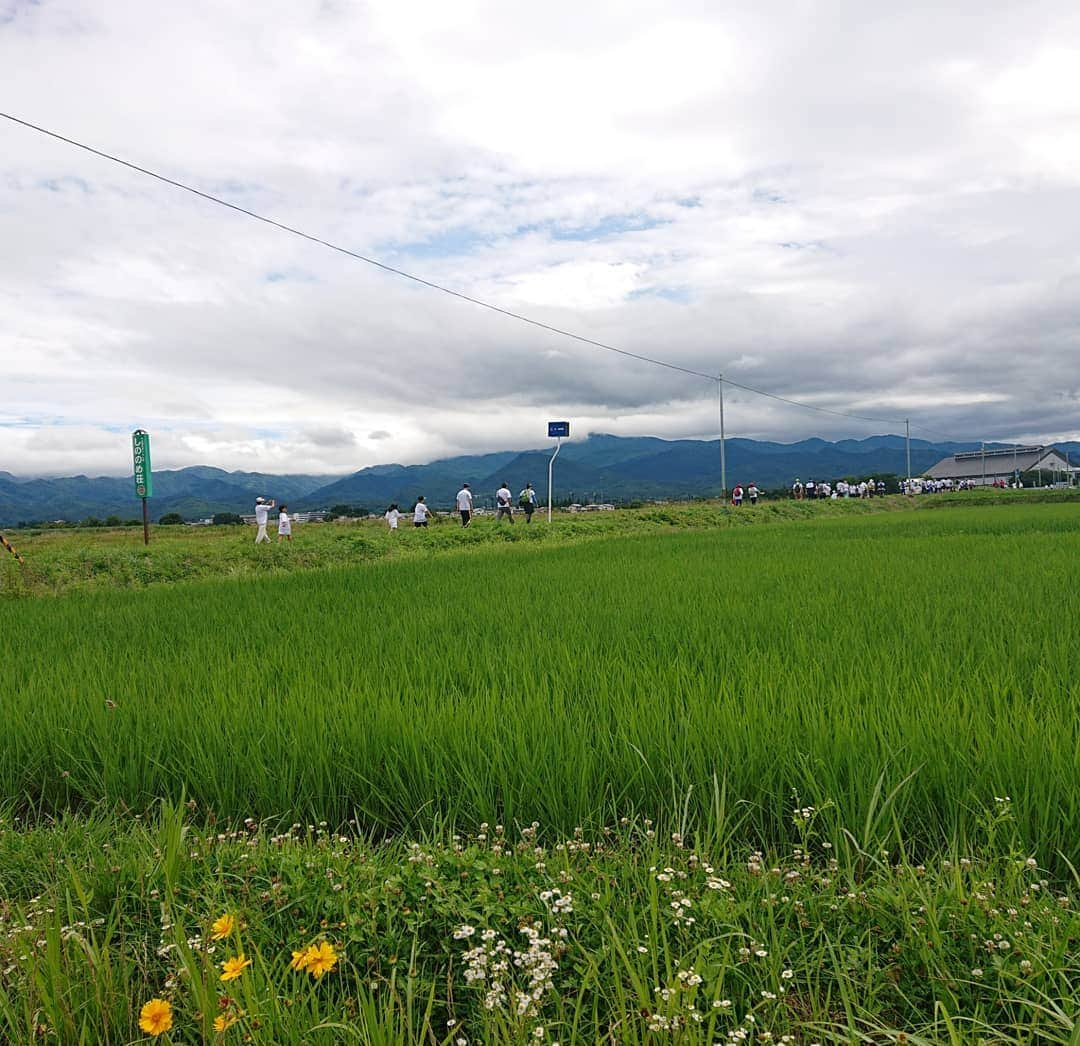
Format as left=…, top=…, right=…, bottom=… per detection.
left=3, top=435, right=1078, bottom=525
left=0, top=468, right=330, bottom=526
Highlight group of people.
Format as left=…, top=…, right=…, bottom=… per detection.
left=384, top=482, right=540, bottom=531
left=253, top=497, right=292, bottom=543
left=792, top=478, right=887, bottom=499
left=729, top=483, right=760, bottom=506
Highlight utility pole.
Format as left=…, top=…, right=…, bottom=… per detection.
left=981, top=441, right=986, bottom=487
left=905, top=418, right=911, bottom=486
left=717, top=376, right=727, bottom=501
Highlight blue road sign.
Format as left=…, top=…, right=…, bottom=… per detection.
left=548, top=421, right=570, bottom=438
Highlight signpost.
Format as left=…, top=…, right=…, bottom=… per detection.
left=547, top=421, right=569, bottom=522
left=132, top=429, right=153, bottom=546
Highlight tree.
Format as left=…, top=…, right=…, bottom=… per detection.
left=158, top=512, right=184, bottom=525
left=104, top=515, right=123, bottom=527
left=212, top=512, right=244, bottom=525
left=329, top=504, right=367, bottom=518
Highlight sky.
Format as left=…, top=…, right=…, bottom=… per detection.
left=2, top=0, right=1079, bottom=477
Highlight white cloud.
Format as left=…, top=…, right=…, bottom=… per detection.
left=1, top=0, right=1079, bottom=475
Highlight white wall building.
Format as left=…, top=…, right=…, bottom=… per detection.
left=926, top=445, right=1074, bottom=486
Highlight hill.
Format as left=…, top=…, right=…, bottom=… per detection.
left=4, top=434, right=1078, bottom=524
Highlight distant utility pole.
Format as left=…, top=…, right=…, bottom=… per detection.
left=981, top=441, right=986, bottom=486
left=905, top=418, right=911, bottom=485
left=717, top=376, right=727, bottom=500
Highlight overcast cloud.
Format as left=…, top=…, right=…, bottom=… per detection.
left=2, top=0, right=1079, bottom=476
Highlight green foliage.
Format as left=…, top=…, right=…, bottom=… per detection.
left=212, top=512, right=244, bottom=525
left=1, top=505, right=1078, bottom=871
left=0, top=803, right=1074, bottom=1043
left=157, top=512, right=185, bottom=525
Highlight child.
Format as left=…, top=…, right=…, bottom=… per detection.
left=385, top=503, right=400, bottom=532
left=412, top=496, right=432, bottom=527
left=277, top=504, right=292, bottom=542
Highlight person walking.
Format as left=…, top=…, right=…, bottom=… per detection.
left=748, top=482, right=759, bottom=506
left=495, top=481, right=514, bottom=523
left=792, top=478, right=803, bottom=500
left=732, top=483, right=744, bottom=507
left=518, top=482, right=537, bottom=522
left=413, top=496, right=433, bottom=528
left=456, top=483, right=474, bottom=527
left=254, top=496, right=275, bottom=544
left=276, top=504, right=292, bottom=543
left=384, top=503, right=400, bottom=532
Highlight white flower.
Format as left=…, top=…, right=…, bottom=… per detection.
left=453, top=925, right=476, bottom=939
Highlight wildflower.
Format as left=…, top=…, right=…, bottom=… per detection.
left=210, top=914, right=235, bottom=941
left=213, top=1012, right=240, bottom=1033
left=290, top=948, right=311, bottom=972
left=305, top=941, right=338, bottom=978
left=138, top=998, right=173, bottom=1036
left=971, top=968, right=983, bottom=978
left=220, top=954, right=252, bottom=981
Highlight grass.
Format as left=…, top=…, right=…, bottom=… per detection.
left=1, top=497, right=1077, bottom=1041
left=2, top=504, right=1078, bottom=866
left=7, top=488, right=1075, bottom=598
left=0, top=800, right=1076, bottom=1043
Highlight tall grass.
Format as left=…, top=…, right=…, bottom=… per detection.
left=3, top=505, right=1078, bottom=870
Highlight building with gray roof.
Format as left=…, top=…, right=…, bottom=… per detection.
left=926, top=445, right=1075, bottom=485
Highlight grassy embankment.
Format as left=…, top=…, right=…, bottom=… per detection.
left=0, top=500, right=1077, bottom=1041
left=6, top=487, right=1076, bottom=598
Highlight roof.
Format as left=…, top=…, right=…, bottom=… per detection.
left=926, top=446, right=1071, bottom=480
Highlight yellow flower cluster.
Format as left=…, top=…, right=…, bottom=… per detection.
left=138, top=913, right=340, bottom=1037
left=290, top=940, right=339, bottom=978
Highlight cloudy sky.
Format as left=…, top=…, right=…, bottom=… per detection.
left=3, top=0, right=1079, bottom=476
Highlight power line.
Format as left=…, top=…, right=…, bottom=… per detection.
left=0, top=111, right=717, bottom=383
left=0, top=111, right=989, bottom=440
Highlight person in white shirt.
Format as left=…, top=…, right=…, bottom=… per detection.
left=413, top=496, right=433, bottom=528
left=456, top=484, right=474, bottom=527
left=384, top=503, right=400, bottom=532
left=276, top=505, right=292, bottom=543
left=253, top=496, right=275, bottom=544
left=518, top=482, right=537, bottom=522
left=495, top=482, right=514, bottom=523
left=747, top=483, right=759, bottom=506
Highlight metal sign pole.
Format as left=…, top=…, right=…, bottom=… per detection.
left=546, top=421, right=569, bottom=522
left=548, top=436, right=561, bottom=523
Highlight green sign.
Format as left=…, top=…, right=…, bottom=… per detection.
left=132, top=430, right=153, bottom=499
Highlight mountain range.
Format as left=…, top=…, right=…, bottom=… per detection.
left=3, top=434, right=1076, bottom=525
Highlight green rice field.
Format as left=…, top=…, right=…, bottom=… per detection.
left=3, top=504, right=1078, bottom=862
left=1, top=500, right=1077, bottom=1042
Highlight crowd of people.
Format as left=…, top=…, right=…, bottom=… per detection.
left=252, top=471, right=1001, bottom=542
left=385, top=482, right=541, bottom=531
left=790, top=477, right=888, bottom=500
left=252, top=483, right=543, bottom=542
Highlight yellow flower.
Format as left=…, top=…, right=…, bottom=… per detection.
left=219, top=953, right=252, bottom=982
left=210, top=914, right=235, bottom=941
left=305, top=941, right=338, bottom=979
left=289, top=948, right=312, bottom=972
left=213, top=1011, right=240, bottom=1033
left=138, top=998, right=173, bottom=1036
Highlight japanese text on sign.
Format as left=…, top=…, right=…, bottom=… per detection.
left=132, top=430, right=153, bottom=499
